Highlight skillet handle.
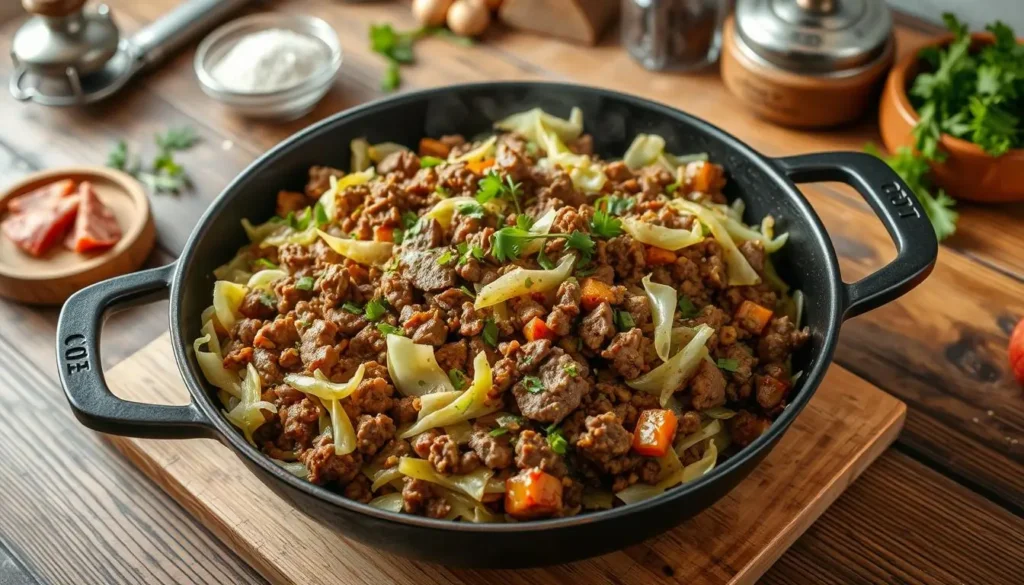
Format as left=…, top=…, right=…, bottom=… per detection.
left=57, top=263, right=212, bottom=439
left=776, top=152, right=937, bottom=320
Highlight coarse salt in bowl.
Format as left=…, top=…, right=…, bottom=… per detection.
left=195, top=13, right=343, bottom=121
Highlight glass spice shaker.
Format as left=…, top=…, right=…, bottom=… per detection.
left=623, top=0, right=732, bottom=71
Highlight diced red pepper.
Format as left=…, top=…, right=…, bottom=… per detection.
left=523, top=316, right=556, bottom=342
left=644, top=246, right=677, bottom=266
left=735, top=300, right=774, bottom=335
left=580, top=277, right=616, bottom=311
left=466, top=158, right=495, bottom=174
left=373, top=226, right=395, bottom=242
left=505, top=468, right=563, bottom=520
left=418, top=137, right=451, bottom=158
left=632, top=409, right=678, bottom=457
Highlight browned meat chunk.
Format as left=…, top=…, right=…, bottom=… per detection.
left=389, top=396, right=420, bottom=425
left=545, top=278, right=581, bottom=336
left=300, top=434, right=363, bottom=485
left=575, top=412, right=634, bottom=474
left=757, top=316, right=811, bottom=365
left=601, top=328, right=649, bottom=380
left=347, top=375, right=394, bottom=417
left=379, top=271, right=415, bottom=312
left=402, top=478, right=451, bottom=518
left=355, top=413, right=396, bottom=456
left=404, top=308, right=448, bottom=346
left=276, top=190, right=309, bottom=217
left=435, top=339, right=468, bottom=373
left=427, top=434, right=481, bottom=475
left=399, top=248, right=457, bottom=292
left=238, top=289, right=277, bottom=320
left=300, top=319, right=338, bottom=373
left=513, top=350, right=590, bottom=424
left=306, top=166, right=344, bottom=198
left=579, top=302, right=615, bottom=351
left=468, top=429, right=514, bottom=470
left=319, top=264, right=351, bottom=308
left=377, top=150, right=420, bottom=178
left=514, top=430, right=567, bottom=478
left=280, top=398, right=320, bottom=448
left=688, top=359, right=727, bottom=410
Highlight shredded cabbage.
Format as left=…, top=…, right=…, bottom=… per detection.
left=568, top=163, right=607, bottom=193
left=274, top=460, right=309, bottom=479
left=213, top=250, right=253, bottom=283
left=622, top=217, right=704, bottom=251
left=449, top=135, right=496, bottom=163
left=223, top=363, right=277, bottom=445
left=318, top=167, right=375, bottom=221
left=474, top=253, right=575, bottom=309
left=246, top=269, right=288, bottom=291
left=670, top=326, right=697, bottom=356
left=317, top=366, right=367, bottom=456
left=494, top=107, right=584, bottom=143
left=317, top=229, right=393, bottom=267
left=641, top=274, right=677, bottom=362
left=212, top=281, right=247, bottom=330
left=661, top=151, right=709, bottom=170
left=368, top=492, right=404, bottom=512
left=681, top=440, right=718, bottom=482
left=702, top=406, right=737, bottom=420
left=285, top=365, right=366, bottom=402
left=370, top=467, right=405, bottom=492
left=519, top=208, right=557, bottom=256
left=675, top=419, right=722, bottom=453
left=444, top=421, right=474, bottom=444
left=423, top=196, right=476, bottom=228
left=616, top=438, right=718, bottom=504
left=350, top=138, right=371, bottom=172
left=400, top=352, right=499, bottom=438
left=398, top=457, right=494, bottom=501
left=242, top=218, right=287, bottom=244
left=623, top=134, right=666, bottom=170
left=261, top=221, right=320, bottom=248
left=697, top=203, right=789, bottom=253
left=671, top=200, right=761, bottom=286
left=369, top=141, right=408, bottom=163
left=418, top=390, right=462, bottom=418
left=193, top=328, right=242, bottom=398
left=443, top=489, right=501, bottom=522
left=530, top=116, right=607, bottom=193
left=581, top=489, right=615, bottom=510
left=628, top=324, right=714, bottom=406
left=386, top=335, right=456, bottom=397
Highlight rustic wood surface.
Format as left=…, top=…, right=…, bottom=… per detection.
left=0, top=2, right=1021, bottom=584
left=102, top=335, right=907, bottom=585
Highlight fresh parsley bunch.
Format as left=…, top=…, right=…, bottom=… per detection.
left=868, top=14, right=1021, bottom=241
left=107, top=126, right=200, bottom=193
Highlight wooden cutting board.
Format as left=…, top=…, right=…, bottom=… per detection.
left=104, top=333, right=905, bottom=585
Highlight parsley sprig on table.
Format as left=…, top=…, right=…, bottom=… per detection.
left=868, top=14, right=1021, bottom=241
left=107, top=126, right=200, bottom=193
left=369, top=24, right=474, bottom=92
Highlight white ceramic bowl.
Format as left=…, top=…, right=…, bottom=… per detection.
left=194, top=13, right=342, bottom=121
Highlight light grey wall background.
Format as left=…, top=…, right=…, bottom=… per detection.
left=888, top=0, right=1024, bottom=32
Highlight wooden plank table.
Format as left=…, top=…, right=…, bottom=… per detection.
left=0, top=2, right=1021, bottom=584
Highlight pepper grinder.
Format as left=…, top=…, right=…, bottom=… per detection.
left=622, top=0, right=732, bottom=71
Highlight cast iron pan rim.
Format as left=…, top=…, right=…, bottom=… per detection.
left=170, top=81, right=845, bottom=532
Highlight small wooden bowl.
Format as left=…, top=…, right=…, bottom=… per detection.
left=721, top=16, right=895, bottom=129
left=879, top=33, right=1024, bottom=202
left=0, top=167, right=156, bottom=306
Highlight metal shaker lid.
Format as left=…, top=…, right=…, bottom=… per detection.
left=11, top=1, right=121, bottom=76
left=734, top=0, right=892, bottom=74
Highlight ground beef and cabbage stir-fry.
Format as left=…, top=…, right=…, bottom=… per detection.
left=195, top=108, right=810, bottom=522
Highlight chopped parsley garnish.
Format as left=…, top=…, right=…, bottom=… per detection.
left=420, top=155, right=444, bottom=168
left=456, top=200, right=486, bottom=219
left=665, top=182, right=680, bottom=195
left=563, top=363, right=579, bottom=377
left=476, top=171, right=523, bottom=213
left=677, top=295, right=699, bottom=318
left=545, top=424, right=568, bottom=455
left=437, top=249, right=456, bottom=265
left=536, top=248, right=555, bottom=270
left=377, top=322, right=404, bottom=336
left=458, top=285, right=476, bottom=298
left=314, top=201, right=329, bottom=226
left=522, top=376, right=544, bottom=394
left=405, top=218, right=425, bottom=238
left=287, top=207, right=313, bottom=232
left=589, top=209, right=623, bottom=238
left=524, top=277, right=534, bottom=288
left=482, top=317, right=499, bottom=347
left=295, top=276, right=316, bottom=291
left=364, top=298, right=388, bottom=321
left=456, top=241, right=485, bottom=266
left=435, top=185, right=451, bottom=198
left=717, top=358, right=740, bottom=372
left=515, top=214, right=534, bottom=231
left=496, top=413, right=524, bottom=427
left=259, top=293, right=277, bottom=309
left=255, top=258, right=278, bottom=270
left=491, top=227, right=594, bottom=263
left=575, top=265, right=596, bottom=278
left=448, top=369, right=468, bottom=391
left=489, top=427, right=509, bottom=437
left=341, top=301, right=363, bottom=314
left=108, top=126, right=200, bottom=194
left=401, top=210, right=420, bottom=230
left=596, top=195, right=636, bottom=216
left=613, top=309, right=635, bottom=331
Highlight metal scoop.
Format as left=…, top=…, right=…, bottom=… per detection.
left=10, top=0, right=253, bottom=106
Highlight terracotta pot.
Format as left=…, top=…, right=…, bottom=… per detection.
left=879, top=33, right=1024, bottom=202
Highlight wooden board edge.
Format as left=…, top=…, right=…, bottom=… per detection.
left=731, top=401, right=907, bottom=584
left=106, top=435, right=297, bottom=585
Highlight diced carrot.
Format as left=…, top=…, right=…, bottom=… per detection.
left=523, top=316, right=556, bottom=342
left=466, top=158, right=495, bottom=174
left=373, top=226, right=395, bottom=242
left=346, top=262, right=369, bottom=282
left=691, top=161, right=723, bottom=193
left=505, top=468, right=563, bottom=520
left=1010, top=317, right=1024, bottom=385
left=632, top=409, right=678, bottom=457
left=645, top=246, right=677, bottom=266
left=735, top=300, right=774, bottom=335
left=419, top=137, right=451, bottom=158
left=580, top=277, right=616, bottom=311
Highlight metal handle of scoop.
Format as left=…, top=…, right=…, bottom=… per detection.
left=130, top=0, right=255, bottom=69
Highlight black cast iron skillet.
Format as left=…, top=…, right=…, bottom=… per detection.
left=57, top=83, right=937, bottom=568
